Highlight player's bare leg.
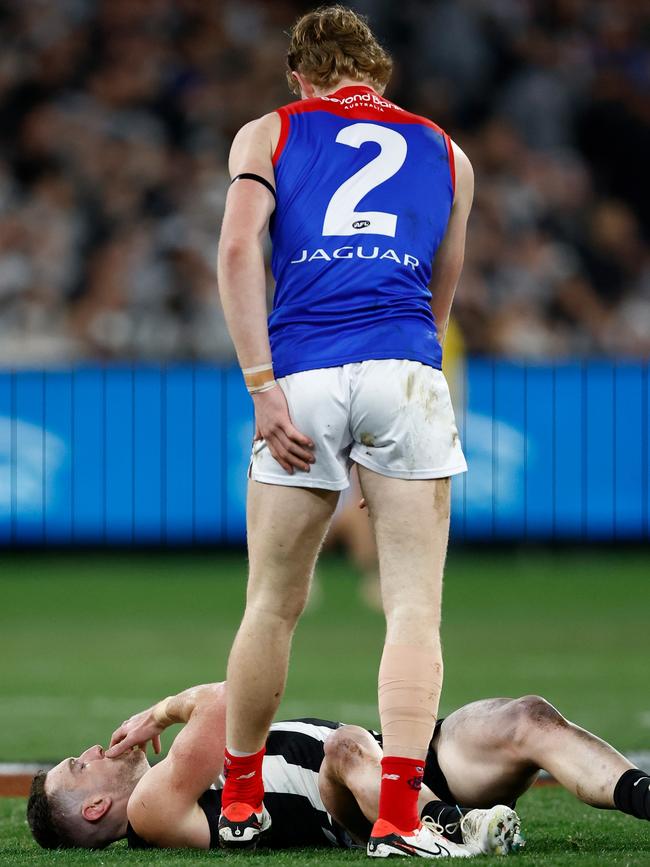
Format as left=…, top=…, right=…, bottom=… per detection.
left=435, top=696, right=642, bottom=816
left=227, top=481, right=338, bottom=748
left=318, top=726, right=385, bottom=843
left=319, top=725, right=522, bottom=856
left=358, top=467, right=451, bottom=853
left=219, top=480, right=338, bottom=845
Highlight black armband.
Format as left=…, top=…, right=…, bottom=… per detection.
left=231, top=173, right=277, bottom=203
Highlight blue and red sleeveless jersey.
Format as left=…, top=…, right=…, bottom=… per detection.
left=269, top=84, right=455, bottom=378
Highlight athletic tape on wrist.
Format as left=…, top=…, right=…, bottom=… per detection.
left=152, top=697, right=174, bottom=727
left=242, top=363, right=275, bottom=392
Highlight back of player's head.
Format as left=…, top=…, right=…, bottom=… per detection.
left=27, top=770, right=112, bottom=849
left=27, top=770, right=79, bottom=849
left=287, top=5, right=393, bottom=95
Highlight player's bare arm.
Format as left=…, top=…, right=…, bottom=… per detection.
left=429, top=143, right=474, bottom=345
left=218, top=114, right=315, bottom=475
left=120, top=683, right=226, bottom=849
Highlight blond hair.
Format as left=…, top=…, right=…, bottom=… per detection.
left=286, top=5, right=393, bottom=96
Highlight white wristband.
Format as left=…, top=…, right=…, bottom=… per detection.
left=248, top=380, right=277, bottom=395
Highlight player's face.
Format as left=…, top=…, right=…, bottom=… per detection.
left=47, top=744, right=149, bottom=799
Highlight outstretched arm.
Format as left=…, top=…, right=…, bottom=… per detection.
left=115, top=683, right=227, bottom=849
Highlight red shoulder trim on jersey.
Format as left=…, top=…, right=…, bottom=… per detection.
left=272, top=108, right=290, bottom=166
left=443, top=132, right=456, bottom=196
left=278, top=88, right=442, bottom=129
left=270, top=89, right=453, bottom=178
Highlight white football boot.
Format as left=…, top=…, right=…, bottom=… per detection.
left=367, top=816, right=476, bottom=858
left=459, top=805, right=524, bottom=855
left=218, top=802, right=272, bottom=850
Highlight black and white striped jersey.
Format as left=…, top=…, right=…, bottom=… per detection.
left=127, top=718, right=355, bottom=851
left=255, top=718, right=353, bottom=848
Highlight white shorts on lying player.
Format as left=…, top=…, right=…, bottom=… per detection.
left=249, top=359, right=467, bottom=491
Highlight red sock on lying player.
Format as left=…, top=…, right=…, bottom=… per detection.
left=377, top=755, right=424, bottom=833
left=222, top=747, right=265, bottom=811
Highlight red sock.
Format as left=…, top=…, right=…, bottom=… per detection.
left=377, top=756, right=424, bottom=833
left=222, top=747, right=265, bottom=811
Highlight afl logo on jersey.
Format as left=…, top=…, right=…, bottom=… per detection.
left=352, top=220, right=371, bottom=230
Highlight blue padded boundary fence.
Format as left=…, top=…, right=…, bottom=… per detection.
left=0, top=360, right=647, bottom=544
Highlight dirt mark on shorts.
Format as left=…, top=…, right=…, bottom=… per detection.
left=360, top=432, right=375, bottom=447
left=403, top=372, right=439, bottom=424
left=418, top=385, right=438, bottom=423
left=405, top=372, right=415, bottom=401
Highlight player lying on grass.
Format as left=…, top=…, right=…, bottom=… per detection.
left=26, top=682, right=516, bottom=858
left=27, top=683, right=649, bottom=856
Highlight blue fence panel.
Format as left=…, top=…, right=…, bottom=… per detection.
left=71, top=369, right=104, bottom=542
left=584, top=364, right=613, bottom=539
left=493, top=362, right=526, bottom=540
left=614, top=364, right=644, bottom=540
left=164, top=366, right=195, bottom=544
left=554, top=365, right=584, bottom=539
left=525, top=365, right=556, bottom=539
left=43, top=372, right=74, bottom=543
left=0, top=360, right=647, bottom=545
left=104, top=367, right=135, bottom=544
left=133, top=367, right=164, bottom=543
left=14, top=372, right=44, bottom=544
left=194, top=366, right=224, bottom=543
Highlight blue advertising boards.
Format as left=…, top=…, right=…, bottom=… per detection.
left=0, top=361, right=647, bottom=544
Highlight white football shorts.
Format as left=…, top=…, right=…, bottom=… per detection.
left=249, top=359, right=467, bottom=491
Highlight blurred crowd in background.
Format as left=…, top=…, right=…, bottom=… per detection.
left=1, top=0, right=649, bottom=365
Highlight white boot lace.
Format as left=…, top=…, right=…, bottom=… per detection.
left=420, top=815, right=445, bottom=836
left=460, top=810, right=482, bottom=842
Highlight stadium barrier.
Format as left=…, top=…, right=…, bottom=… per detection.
left=0, top=360, right=647, bottom=544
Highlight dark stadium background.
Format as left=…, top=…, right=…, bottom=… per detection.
left=0, top=1, right=648, bottom=864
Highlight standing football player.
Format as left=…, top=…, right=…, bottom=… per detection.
left=217, top=6, right=473, bottom=858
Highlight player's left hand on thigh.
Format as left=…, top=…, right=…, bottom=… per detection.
left=252, top=385, right=315, bottom=474
left=106, top=708, right=163, bottom=758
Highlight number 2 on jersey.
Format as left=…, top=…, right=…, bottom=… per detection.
left=322, top=123, right=407, bottom=238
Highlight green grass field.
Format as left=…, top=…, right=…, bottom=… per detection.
left=1, top=548, right=649, bottom=865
